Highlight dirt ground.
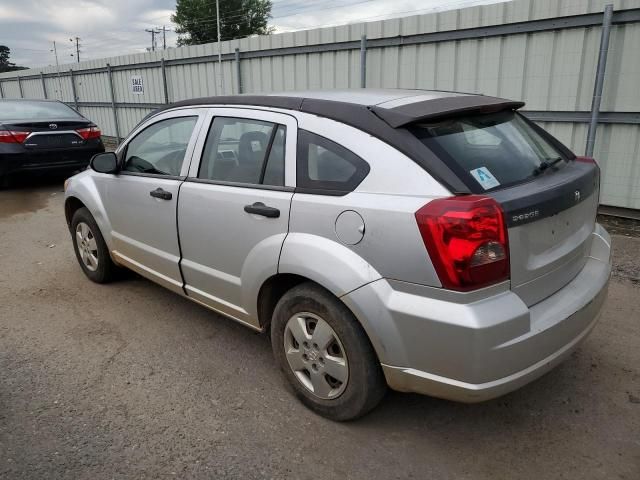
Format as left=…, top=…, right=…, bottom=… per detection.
left=0, top=176, right=638, bottom=480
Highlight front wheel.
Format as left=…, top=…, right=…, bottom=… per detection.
left=71, top=207, right=117, bottom=283
left=271, top=283, right=386, bottom=421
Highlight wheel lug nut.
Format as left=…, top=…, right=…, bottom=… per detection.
left=313, top=343, right=318, bottom=349
left=319, top=358, right=324, bottom=364
left=302, top=354, right=308, bottom=361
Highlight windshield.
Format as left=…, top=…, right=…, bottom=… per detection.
left=0, top=100, right=82, bottom=121
left=409, top=111, right=567, bottom=192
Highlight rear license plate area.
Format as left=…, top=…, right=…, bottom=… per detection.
left=25, top=134, right=84, bottom=148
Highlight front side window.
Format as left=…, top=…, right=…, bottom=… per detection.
left=296, top=130, right=370, bottom=194
left=409, top=111, right=566, bottom=191
left=123, top=116, right=197, bottom=176
left=198, top=117, right=285, bottom=187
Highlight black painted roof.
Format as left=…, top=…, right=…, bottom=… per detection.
left=162, top=89, right=524, bottom=128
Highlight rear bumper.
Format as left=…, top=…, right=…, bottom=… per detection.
left=342, top=223, right=612, bottom=403
left=382, top=281, right=607, bottom=402
left=0, top=143, right=103, bottom=175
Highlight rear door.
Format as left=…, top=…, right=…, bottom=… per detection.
left=99, top=109, right=206, bottom=293
left=178, top=108, right=296, bottom=327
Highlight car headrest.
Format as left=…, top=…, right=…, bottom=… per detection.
left=238, top=131, right=269, bottom=166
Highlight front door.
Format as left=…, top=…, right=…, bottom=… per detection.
left=99, top=109, right=205, bottom=293
left=178, top=108, right=297, bottom=327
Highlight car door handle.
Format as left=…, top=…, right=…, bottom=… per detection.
left=244, top=202, right=280, bottom=218
left=149, top=188, right=172, bottom=200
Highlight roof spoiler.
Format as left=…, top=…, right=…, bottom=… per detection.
left=369, top=95, right=525, bottom=128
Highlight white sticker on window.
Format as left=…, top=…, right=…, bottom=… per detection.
left=470, top=166, right=500, bottom=190
left=250, top=140, right=262, bottom=152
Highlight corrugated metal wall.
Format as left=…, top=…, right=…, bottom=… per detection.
left=1, top=0, right=639, bottom=208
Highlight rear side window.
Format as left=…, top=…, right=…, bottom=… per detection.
left=296, top=130, right=369, bottom=194
left=198, top=117, right=285, bottom=187
left=409, top=111, right=567, bottom=192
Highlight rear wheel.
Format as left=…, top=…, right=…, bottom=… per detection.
left=71, top=207, right=117, bottom=283
left=271, top=282, right=386, bottom=421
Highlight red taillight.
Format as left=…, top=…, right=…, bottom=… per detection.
left=415, top=195, right=510, bottom=291
left=0, top=130, right=30, bottom=143
left=76, top=126, right=101, bottom=140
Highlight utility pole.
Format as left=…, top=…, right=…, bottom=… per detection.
left=145, top=28, right=161, bottom=51
left=216, top=0, right=224, bottom=93
left=69, top=36, right=81, bottom=63
left=161, top=25, right=167, bottom=50
left=50, top=41, right=63, bottom=100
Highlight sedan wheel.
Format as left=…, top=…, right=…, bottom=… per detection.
left=75, top=222, right=99, bottom=272
left=284, top=312, right=349, bottom=399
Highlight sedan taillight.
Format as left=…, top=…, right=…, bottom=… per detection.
left=76, top=126, right=101, bottom=140
left=415, top=195, right=510, bottom=291
left=0, top=130, right=30, bottom=143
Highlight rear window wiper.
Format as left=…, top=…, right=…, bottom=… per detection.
left=533, top=157, right=563, bottom=176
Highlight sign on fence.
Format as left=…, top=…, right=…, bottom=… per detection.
left=131, top=75, right=144, bottom=95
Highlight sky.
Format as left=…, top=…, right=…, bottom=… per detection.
left=1, top=0, right=507, bottom=68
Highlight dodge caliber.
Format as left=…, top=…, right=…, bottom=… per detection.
left=64, top=89, right=611, bottom=420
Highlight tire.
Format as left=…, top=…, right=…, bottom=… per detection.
left=271, top=282, right=386, bottom=421
left=0, top=175, right=9, bottom=189
left=71, top=207, right=117, bottom=283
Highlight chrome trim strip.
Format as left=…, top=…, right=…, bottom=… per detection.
left=25, top=130, right=84, bottom=140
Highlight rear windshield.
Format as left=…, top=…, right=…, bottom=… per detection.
left=0, top=100, right=82, bottom=121
left=409, top=111, right=567, bottom=192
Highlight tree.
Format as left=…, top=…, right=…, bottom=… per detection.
left=172, top=0, right=274, bottom=47
left=0, top=46, right=26, bottom=73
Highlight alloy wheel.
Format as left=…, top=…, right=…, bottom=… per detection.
left=75, top=222, right=99, bottom=272
left=283, top=312, right=349, bottom=399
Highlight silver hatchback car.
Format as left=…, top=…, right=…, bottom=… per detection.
left=64, top=89, right=611, bottom=420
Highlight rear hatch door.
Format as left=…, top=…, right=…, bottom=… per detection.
left=491, top=160, right=598, bottom=306
left=409, top=110, right=599, bottom=306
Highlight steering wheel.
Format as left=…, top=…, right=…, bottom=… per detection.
left=125, top=156, right=168, bottom=175
left=155, top=149, right=185, bottom=176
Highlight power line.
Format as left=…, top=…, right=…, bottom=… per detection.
left=7, top=46, right=51, bottom=53
left=28, top=1, right=464, bottom=60
left=168, top=0, right=381, bottom=29
left=142, top=0, right=339, bottom=24
left=81, top=30, right=152, bottom=47
left=18, top=0, right=498, bottom=64
left=161, top=0, right=492, bottom=50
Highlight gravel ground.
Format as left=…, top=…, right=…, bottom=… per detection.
left=0, top=177, right=639, bottom=480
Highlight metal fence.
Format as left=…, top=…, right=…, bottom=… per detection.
left=1, top=0, right=640, bottom=210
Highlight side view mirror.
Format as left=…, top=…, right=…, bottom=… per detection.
left=90, top=152, right=119, bottom=174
